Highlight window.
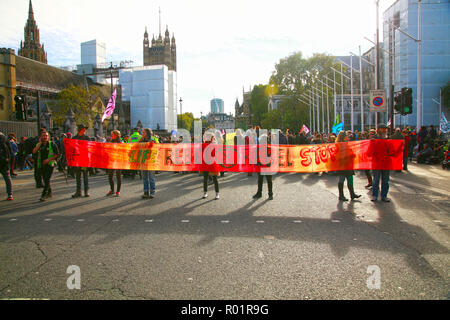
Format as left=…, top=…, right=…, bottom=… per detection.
left=0, top=95, right=4, bottom=110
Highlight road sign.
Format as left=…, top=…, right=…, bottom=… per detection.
left=370, top=90, right=387, bottom=112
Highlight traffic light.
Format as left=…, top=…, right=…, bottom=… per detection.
left=394, top=91, right=402, bottom=114
left=14, top=95, right=24, bottom=120
left=402, top=88, right=413, bottom=115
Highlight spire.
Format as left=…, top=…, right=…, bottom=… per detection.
left=159, top=7, right=161, bottom=37
left=144, top=26, right=148, bottom=37
left=28, top=0, right=34, bottom=19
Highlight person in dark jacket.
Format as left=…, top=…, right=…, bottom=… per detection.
left=253, top=132, right=274, bottom=201
left=336, top=131, right=361, bottom=201
left=8, top=133, right=18, bottom=177
left=32, top=131, right=59, bottom=201
left=106, top=130, right=123, bottom=197
left=71, top=125, right=91, bottom=198
left=0, top=132, right=13, bottom=200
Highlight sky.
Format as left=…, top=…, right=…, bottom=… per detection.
left=1, top=0, right=395, bottom=118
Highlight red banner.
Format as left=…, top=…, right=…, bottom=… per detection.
left=64, top=139, right=404, bottom=173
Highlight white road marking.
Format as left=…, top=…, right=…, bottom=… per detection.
left=181, top=220, right=190, bottom=223
left=145, top=219, right=154, bottom=223
left=256, top=220, right=265, bottom=223
left=331, top=220, right=341, bottom=223
left=221, top=220, right=230, bottom=223
left=293, top=220, right=302, bottom=223
left=112, top=219, right=119, bottom=222
left=76, top=219, right=84, bottom=222
left=433, top=220, right=443, bottom=223
left=44, top=219, right=52, bottom=222
left=9, top=219, right=18, bottom=221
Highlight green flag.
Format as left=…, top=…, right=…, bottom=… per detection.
left=333, top=114, right=340, bottom=127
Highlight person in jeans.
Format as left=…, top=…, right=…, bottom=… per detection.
left=32, top=131, right=59, bottom=202
left=202, top=134, right=220, bottom=200
left=71, top=125, right=90, bottom=198
left=372, top=124, right=391, bottom=202
left=140, top=128, right=157, bottom=199
left=106, top=130, right=123, bottom=197
left=0, top=132, right=13, bottom=200
left=335, top=131, right=361, bottom=202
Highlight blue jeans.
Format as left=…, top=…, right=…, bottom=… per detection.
left=372, top=170, right=390, bottom=199
left=142, top=170, right=156, bottom=195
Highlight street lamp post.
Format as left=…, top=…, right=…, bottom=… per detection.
left=179, top=97, right=183, bottom=129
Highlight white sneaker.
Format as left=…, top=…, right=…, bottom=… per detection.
left=202, top=193, right=208, bottom=199
left=215, top=193, right=220, bottom=200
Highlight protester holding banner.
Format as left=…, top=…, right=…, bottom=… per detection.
left=202, top=133, right=220, bottom=200
left=140, top=128, right=158, bottom=199
left=106, top=130, right=123, bottom=197
left=72, top=124, right=91, bottom=198
left=335, top=131, right=361, bottom=202
left=371, top=124, right=391, bottom=202
left=32, top=130, right=59, bottom=202
left=253, top=132, right=274, bottom=201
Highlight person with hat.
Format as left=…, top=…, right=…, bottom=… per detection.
left=71, top=124, right=91, bottom=198
left=371, top=124, right=391, bottom=202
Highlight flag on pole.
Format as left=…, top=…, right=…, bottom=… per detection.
left=333, top=114, right=340, bottom=127
left=101, top=89, right=117, bottom=123
left=332, top=122, right=344, bottom=134
left=300, top=124, right=310, bottom=135
left=441, top=112, right=449, bottom=133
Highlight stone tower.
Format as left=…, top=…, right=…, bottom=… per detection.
left=18, top=0, right=48, bottom=64
left=143, top=10, right=176, bottom=71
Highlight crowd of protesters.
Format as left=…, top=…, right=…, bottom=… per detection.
left=0, top=123, right=448, bottom=204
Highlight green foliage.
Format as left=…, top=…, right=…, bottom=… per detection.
left=258, top=51, right=340, bottom=131
left=177, top=112, right=195, bottom=132
left=51, top=84, right=103, bottom=127
left=250, top=84, right=269, bottom=127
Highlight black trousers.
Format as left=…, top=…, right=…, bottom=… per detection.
left=203, top=172, right=219, bottom=193
left=34, top=166, right=43, bottom=187
left=257, top=173, right=273, bottom=196
left=108, top=169, right=122, bottom=193
left=74, top=167, right=89, bottom=193
left=41, top=165, right=54, bottom=197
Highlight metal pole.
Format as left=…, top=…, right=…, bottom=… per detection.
left=350, top=55, right=354, bottom=131
left=321, top=82, right=325, bottom=133
left=341, top=64, right=344, bottom=130
left=333, top=69, right=337, bottom=123
left=326, top=75, right=330, bottom=133
left=316, top=86, right=320, bottom=133
left=359, top=46, right=364, bottom=132
left=309, top=95, right=312, bottom=132
left=376, top=0, right=380, bottom=128
left=311, top=92, right=315, bottom=132
left=390, top=23, right=395, bottom=134
left=37, top=90, right=40, bottom=132
left=417, top=0, right=422, bottom=130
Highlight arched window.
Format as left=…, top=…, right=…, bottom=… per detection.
left=0, top=95, right=4, bottom=110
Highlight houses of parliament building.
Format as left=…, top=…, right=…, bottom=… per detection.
left=143, top=25, right=177, bottom=71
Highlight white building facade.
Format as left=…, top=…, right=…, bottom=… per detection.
left=119, top=65, right=177, bottom=132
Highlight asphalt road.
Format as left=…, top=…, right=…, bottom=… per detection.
left=0, top=163, right=449, bottom=300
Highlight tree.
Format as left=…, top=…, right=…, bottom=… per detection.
left=268, top=52, right=340, bottom=132
left=250, top=85, right=269, bottom=127
left=51, top=84, right=104, bottom=127
left=442, top=81, right=450, bottom=110
left=177, top=112, right=194, bottom=132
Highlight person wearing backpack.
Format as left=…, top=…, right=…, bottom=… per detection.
left=0, top=132, right=13, bottom=200
left=32, top=131, right=59, bottom=202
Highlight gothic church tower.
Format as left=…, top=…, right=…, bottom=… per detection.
left=18, top=0, right=48, bottom=64
left=143, top=9, right=176, bottom=71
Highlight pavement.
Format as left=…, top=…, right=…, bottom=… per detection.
left=0, top=163, right=449, bottom=300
